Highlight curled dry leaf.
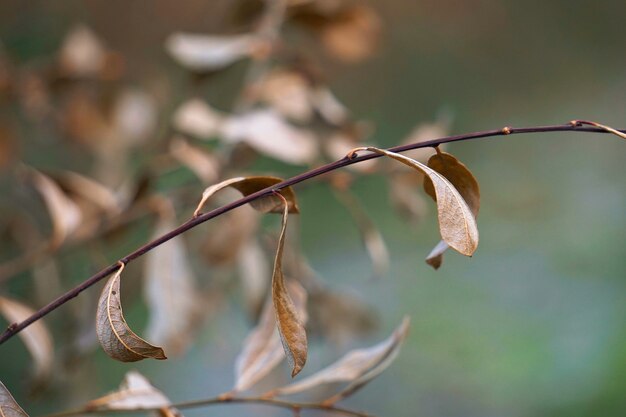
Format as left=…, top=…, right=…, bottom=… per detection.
left=30, top=169, right=82, bottom=246
left=0, top=297, right=53, bottom=380
left=96, top=266, right=167, bottom=362
left=422, top=151, right=480, bottom=269
left=86, top=370, right=181, bottom=416
left=234, top=281, right=307, bottom=392
left=194, top=176, right=299, bottom=217
left=0, top=381, right=29, bottom=417
left=144, top=212, right=199, bottom=356
left=169, top=137, right=220, bottom=184
left=354, top=147, right=478, bottom=256
left=270, top=316, right=410, bottom=399
left=165, top=33, right=261, bottom=72
left=272, top=196, right=308, bottom=377
left=221, top=109, right=318, bottom=165
left=172, top=99, right=225, bottom=139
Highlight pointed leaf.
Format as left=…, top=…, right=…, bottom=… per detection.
left=172, top=99, right=224, bottom=139
left=194, top=176, right=299, bottom=217
left=0, top=381, right=29, bottom=417
left=354, top=147, right=478, bottom=256
left=272, top=197, right=308, bottom=377
left=234, top=281, right=307, bottom=392
left=0, top=297, right=53, bottom=379
left=96, top=266, right=167, bottom=362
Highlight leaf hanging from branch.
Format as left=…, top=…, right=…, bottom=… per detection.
left=194, top=176, right=299, bottom=217
left=269, top=316, right=410, bottom=400
left=422, top=151, right=480, bottom=269
left=0, top=297, right=53, bottom=380
left=234, top=281, right=307, bottom=392
left=272, top=194, right=308, bottom=377
left=96, top=264, right=167, bottom=362
left=350, top=147, right=479, bottom=256
left=0, top=381, right=29, bottom=417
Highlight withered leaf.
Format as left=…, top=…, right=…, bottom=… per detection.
left=357, top=147, right=478, bottom=256
left=172, top=99, right=225, bottom=139
left=30, top=169, right=82, bottom=246
left=58, top=171, right=121, bottom=216
left=320, top=5, right=381, bottom=63
left=0, top=381, right=29, bottom=417
left=234, top=281, right=307, bottom=392
left=0, top=297, right=53, bottom=380
left=144, top=212, right=199, bottom=356
left=170, top=137, right=220, bottom=184
left=221, top=109, right=318, bottom=165
left=194, top=176, right=299, bottom=217
left=272, top=198, right=308, bottom=377
left=86, top=370, right=181, bottom=416
left=423, top=151, right=480, bottom=268
left=96, top=266, right=167, bottom=362
left=165, top=33, right=261, bottom=72
left=270, top=316, right=410, bottom=399
left=258, top=69, right=314, bottom=122
left=58, top=25, right=106, bottom=77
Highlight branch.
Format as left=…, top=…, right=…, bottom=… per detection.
left=0, top=121, right=623, bottom=346
left=41, top=395, right=375, bottom=417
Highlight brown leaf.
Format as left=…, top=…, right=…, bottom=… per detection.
left=270, top=316, right=409, bottom=399
left=57, top=171, right=121, bottom=216
left=194, top=176, right=299, bottom=217
left=86, top=371, right=181, bottom=416
left=354, top=147, right=478, bottom=256
left=0, top=381, right=29, bottom=417
left=172, top=99, right=225, bottom=139
left=169, top=137, right=220, bottom=184
left=258, top=69, right=314, bottom=122
left=320, top=5, right=382, bottom=63
left=272, top=197, right=308, bottom=377
left=0, top=297, right=53, bottom=380
left=165, top=33, right=261, bottom=72
left=144, top=211, right=199, bottom=355
left=96, top=265, right=167, bottom=362
left=221, top=109, right=318, bottom=165
left=423, top=151, right=480, bottom=268
left=58, top=25, right=106, bottom=77
left=234, top=281, right=307, bottom=392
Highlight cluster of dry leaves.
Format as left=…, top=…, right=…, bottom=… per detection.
left=0, top=1, right=483, bottom=415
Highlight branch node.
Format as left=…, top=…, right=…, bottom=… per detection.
left=501, top=126, right=511, bottom=135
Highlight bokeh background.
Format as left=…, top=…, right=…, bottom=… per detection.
left=1, top=1, right=625, bottom=416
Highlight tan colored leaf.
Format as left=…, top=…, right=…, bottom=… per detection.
left=194, top=176, right=299, bottom=217
left=258, top=69, right=313, bottom=122
left=96, top=265, right=167, bottom=362
left=0, top=381, right=29, bottom=417
left=112, top=88, right=158, bottom=146
left=272, top=197, right=308, bottom=377
left=320, top=6, right=381, bottom=63
left=58, top=171, right=121, bottom=216
left=0, top=297, right=53, bottom=380
left=31, top=169, right=82, bottom=246
left=169, top=137, right=220, bottom=183
left=165, top=33, right=261, bottom=71
left=221, top=109, right=318, bottom=165
left=234, top=281, right=307, bottom=392
left=311, top=87, right=348, bottom=126
left=354, top=147, right=478, bottom=256
left=144, top=212, right=199, bottom=356
left=172, top=99, right=225, bottom=139
left=271, top=316, right=409, bottom=398
left=423, top=151, right=480, bottom=268
left=58, top=25, right=106, bottom=77
left=86, top=371, right=181, bottom=416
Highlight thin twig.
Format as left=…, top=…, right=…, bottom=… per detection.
left=40, top=395, right=375, bottom=417
left=0, top=121, right=623, bottom=345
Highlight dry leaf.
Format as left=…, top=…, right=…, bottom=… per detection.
left=423, top=151, right=480, bottom=268
left=0, top=381, right=29, bottom=417
left=58, top=171, right=121, bottom=216
left=270, top=316, right=409, bottom=398
left=0, top=297, right=53, bottom=380
left=355, top=147, right=478, bottom=256
left=30, top=169, right=82, bottom=246
left=58, top=25, right=106, bottom=77
left=165, top=33, right=261, bottom=71
left=237, top=239, right=270, bottom=317
left=272, top=197, right=308, bottom=377
left=234, top=281, right=307, bottom=392
left=194, top=176, right=299, bottom=217
left=169, top=137, right=220, bottom=183
left=86, top=370, right=181, bottom=416
left=112, top=88, right=158, bottom=146
left=221, top=109, right=318, bottom=165
left=144, top=212, right=199, bottom=356
left=320, top=6, right=381, bottom=63
left=96, top=266, right=167, bottom=362
left=312, top=87, right=349, bottom=126
left=172, top=99, right=225, bottom=139
left=258, top=69, right=313, bottom=122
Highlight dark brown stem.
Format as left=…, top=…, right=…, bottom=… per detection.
left=0, top=122, right=623, bottom=345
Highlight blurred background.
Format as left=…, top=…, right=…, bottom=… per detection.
left=0, top=1, right=625, bottom=416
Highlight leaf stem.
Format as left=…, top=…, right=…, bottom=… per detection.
left=0, top=121, right=623, bottom=345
